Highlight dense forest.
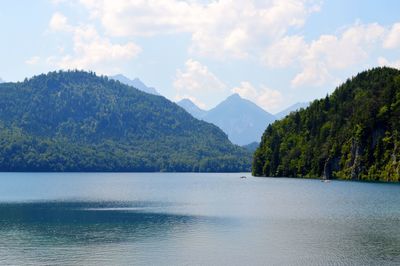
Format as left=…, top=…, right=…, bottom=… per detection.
left=253, top=67, right=400, bottom=182
left=0, top=70, right=251, bottom=172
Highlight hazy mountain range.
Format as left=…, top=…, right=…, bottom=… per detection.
left=110, top=74, right=160, bottom=95
left=110, top=73, right=307, bottom=146
left=1, top=71, right=308, bottom=147
left=203, top=94, right=276, bottom=146
left=176, top=98, right=207, bottom=119
left=178, top=95, right=307, bottom=146
left=274, top=102, right=309, bottom=119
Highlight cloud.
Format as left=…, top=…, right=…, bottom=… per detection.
left=232, top=81, right=284, bottom=113
left=291, top=62, right=332, bottom=87
left=264, top=35, right=307, bottom=67
left=49, top=12, right=71, bottom=32
left=383, top=23, right=400, bottom=49
left=47, top=12, right=141, bottom=72
left=25, top=56, right=40, bottom=65
left=264, top=23, right=386, bottom=87
left=378, top=57, right=400, bottom=69
left=173, top=59, right=228, bottom=108
left=77, top=0, right=320, bottom=59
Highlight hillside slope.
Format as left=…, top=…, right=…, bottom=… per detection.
left=253, top=67, right=400, bottom=182
left=0, top=70, right=250, bottom=172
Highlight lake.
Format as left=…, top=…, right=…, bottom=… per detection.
left=0, top=173, right=399, bottom=265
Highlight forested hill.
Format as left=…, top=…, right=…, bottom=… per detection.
left=253, top=67, right=400, bottom=182
left=0, top=70, right=251, bottom=172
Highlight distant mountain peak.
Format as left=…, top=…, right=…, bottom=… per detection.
left=227, top=93, right=241, bottom=100
left=274, top=102, right=309, bottom=119
left=178, top=98, right=195, bottom=105
left=203, top=94, right=276, bottom=145
left=179, top=93, right=277, bottom=145
left=110, top=74, right=159, bottom=95
left=177, top=98, right=207, bottom=119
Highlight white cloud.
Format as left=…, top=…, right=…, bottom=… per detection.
left=378, top=56, right=400, bottom=69
left=232, top=81, right=284, bottom=113
left=47, top=12, right=141, bottom=72
left=291, top=62, right=332, bottom=87
left=383, top=23, right=400, bottom=49
left=274, top=23, right=386, bottom=87
left=25, top=56, right=40, bottom=65
left=49, top=12, right=71, bottom=32
left=50, top=0, right=68, bottom=4
left=173, top=59, right=228, bottom=108
left=264, top=35, right=307, bottom=67
left=77, top=0, right=320, bottom=59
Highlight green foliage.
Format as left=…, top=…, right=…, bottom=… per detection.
left=0, top=70, right=251, bottom=172
left=253, top=67, right=400, bottom=182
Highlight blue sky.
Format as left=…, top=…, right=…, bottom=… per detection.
left=1, top=0, right=400, bottom=113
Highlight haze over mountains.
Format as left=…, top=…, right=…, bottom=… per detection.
left=274, top=102, right=309, bottom=119
left=177, top=98, right=207, bottom=119
left=110, top=74, right=160, bottom=95
left=178, top=95, right=307, bottom=146
left=1, top=70, right=309, bottom=148
left=109, top=73, right=307, bottom=146
left=203, top=94, right=276, bottom=146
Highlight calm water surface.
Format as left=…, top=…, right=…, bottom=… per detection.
left=0, top=173, right=399, bottom=265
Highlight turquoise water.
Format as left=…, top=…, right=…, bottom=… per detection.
left=0, top=173, right=399, bottom=265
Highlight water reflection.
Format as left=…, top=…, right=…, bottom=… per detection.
left=0, top=201, right=214, bottom=244
left=0, top=173, right=398, bottom=265
left=0, top=200, right=229, bottom=265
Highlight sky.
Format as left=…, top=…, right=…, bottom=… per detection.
left=1, top=0, right=400, bottom=113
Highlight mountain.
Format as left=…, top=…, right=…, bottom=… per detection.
left=0, top=70, right=251, bottom=172
left=274, top=102, right=309, bottom=119
left=110, top=74, right=159, bottom=95
left=203, top=94, right=276, bottom=146
left=177, top=98, right=207, bottom=119
left=253, top=67, right=400, bottom=182
left=0, top=78, right=3, bottom=83
left=242, top=142, right=259, bottom=153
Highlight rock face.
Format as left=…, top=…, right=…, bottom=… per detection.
left=349, top=139, right=363, bottom=180
left=323, top=156, right=340, bottom=180
left=253, top=67, right=400, bottom=182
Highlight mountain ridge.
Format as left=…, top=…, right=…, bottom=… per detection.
left=0, top=70, right=251, bottom=172
left=253, top=67, right=400, bottom=182
left=202, top=94, right=276, bottom=145
left=274, top=102, right=309, bottom=119
left=110, top=74, right=160, bottom=95
left=177, top=98, right=207, bottom=119
left=178, top=94, right=276, bottom=145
